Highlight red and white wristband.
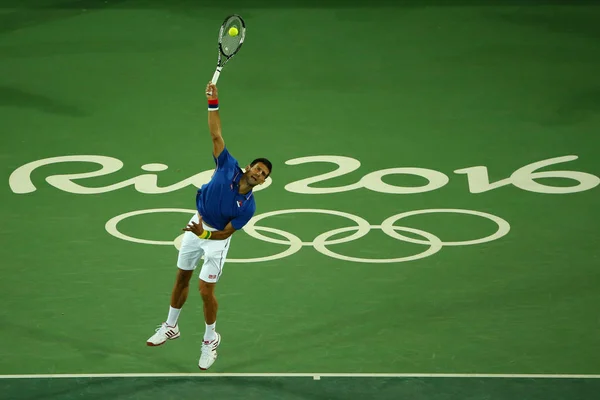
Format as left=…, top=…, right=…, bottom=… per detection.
left=208, top=98, right=219, bottom=111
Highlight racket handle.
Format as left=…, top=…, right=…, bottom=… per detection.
left=211, top=67, right=222, bottom=85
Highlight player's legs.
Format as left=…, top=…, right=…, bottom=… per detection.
left=198, top=238, right=230, bottom=338
left=146, top=269, right=193, bottom=346
left=200, top=280, right=218, bottom=326
left=168, top=268, right=194, bottom=317
left=197, top=237, right=231, bottom=369
left=170, top=226, right=206, bottom=309
left=146, top=214, right=204, bottom=346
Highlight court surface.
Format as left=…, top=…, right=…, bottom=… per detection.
left=1, top=1, right=599, bottom=399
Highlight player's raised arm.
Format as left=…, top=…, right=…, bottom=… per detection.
left=206, top=82, right=225, bottom=158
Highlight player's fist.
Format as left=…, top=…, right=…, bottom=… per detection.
left=206, top=82, right=218, bottom=99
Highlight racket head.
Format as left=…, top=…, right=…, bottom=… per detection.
left=218, top=14, right=246, bottom=64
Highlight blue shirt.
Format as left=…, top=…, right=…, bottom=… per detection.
left=196, top=147, right=256, bottom=231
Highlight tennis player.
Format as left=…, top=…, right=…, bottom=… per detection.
left=146, top=82, right=272, bottom=370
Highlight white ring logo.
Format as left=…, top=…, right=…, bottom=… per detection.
left=105, top=208, right=510, bottom=263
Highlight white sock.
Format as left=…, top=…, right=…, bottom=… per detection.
left=204, top=322, right=216, bottom=342
left=166, top=306, right=181, bottom=327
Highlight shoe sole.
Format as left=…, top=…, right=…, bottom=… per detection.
left=146, top=333, right=181, bottom=346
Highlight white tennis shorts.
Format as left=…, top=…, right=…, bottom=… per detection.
left=177, top=213, right=231, bottom=283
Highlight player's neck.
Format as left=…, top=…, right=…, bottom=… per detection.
left=238, top=175, right=252, bottom=195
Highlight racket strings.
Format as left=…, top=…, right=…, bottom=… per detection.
left=220, top=18, right=243, bottom=56
left=221, top=35, right=242, bottom=56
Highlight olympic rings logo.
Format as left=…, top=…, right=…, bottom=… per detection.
left=105, top=208, right=511, bottom=263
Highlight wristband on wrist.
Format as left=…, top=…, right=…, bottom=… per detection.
left=198, top=230, right=212, bottom=239
left=208, top=98, right=219, bottom=111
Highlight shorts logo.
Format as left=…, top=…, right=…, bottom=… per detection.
left=209, top=274, right=217, bottom=279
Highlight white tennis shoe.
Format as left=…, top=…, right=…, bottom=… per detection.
left=146, top=322, right=180, bottom=346
left=199, top=332, right=221, bottom=370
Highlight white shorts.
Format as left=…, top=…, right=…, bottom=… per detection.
left=177, top=213, right=232, bottom=283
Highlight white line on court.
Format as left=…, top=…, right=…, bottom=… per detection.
left=0, top=373, right=599, bottom=379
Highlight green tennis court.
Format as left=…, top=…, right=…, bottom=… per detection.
left=1, top=1, right=599, bottom=399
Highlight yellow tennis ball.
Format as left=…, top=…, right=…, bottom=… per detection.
left=228, top=27, right=239, bottom=37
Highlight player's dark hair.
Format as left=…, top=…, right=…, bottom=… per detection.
left=251, top=158, right=272, bottom=177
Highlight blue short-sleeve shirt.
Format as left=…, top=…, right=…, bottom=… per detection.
left=196, top=148, right=256, bottom=231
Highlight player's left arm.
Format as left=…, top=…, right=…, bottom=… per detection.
left=183, top=219, right=236, bottom=240
left=208, top=222, right=236, bottom=240
left=183, top=206, right=254, bottom=240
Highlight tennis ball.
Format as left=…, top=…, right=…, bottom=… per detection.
left=228, top=27, right=239, bottom=37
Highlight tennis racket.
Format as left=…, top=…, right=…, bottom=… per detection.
left=208, top=14, right=246, bottom=94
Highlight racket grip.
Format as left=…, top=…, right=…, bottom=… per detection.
left=211, top=67, right=222, bottom=85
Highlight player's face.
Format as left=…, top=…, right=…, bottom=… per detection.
left=246, top=162, right=270, bottom=186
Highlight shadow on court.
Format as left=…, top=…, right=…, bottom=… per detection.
left=0, top=85, right=87, bottom=117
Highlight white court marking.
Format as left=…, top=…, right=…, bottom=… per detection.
left=1, top=373, right=599, bottom=379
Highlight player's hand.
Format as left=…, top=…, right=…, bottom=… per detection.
left=183, top=216, right=205, bottom=236
left=206, top=82, right=218, bottom=100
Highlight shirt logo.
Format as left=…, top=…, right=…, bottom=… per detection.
left=237, top=200, right=242, bottom=207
